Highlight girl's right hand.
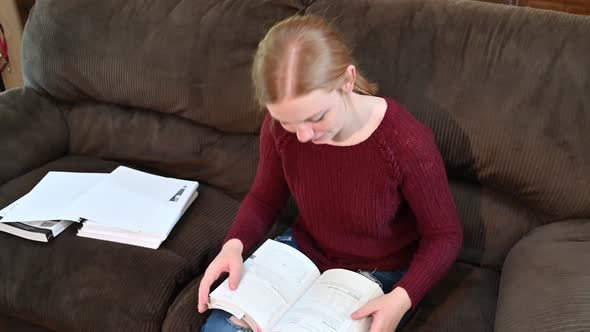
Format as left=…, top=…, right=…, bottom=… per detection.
left=197, top=239, right=244, bottom=313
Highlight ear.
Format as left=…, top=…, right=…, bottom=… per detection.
left=343, top=64, right=356, bottom=94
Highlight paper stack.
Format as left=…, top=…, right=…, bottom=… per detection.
left=0, top=166, right=199, bottom=249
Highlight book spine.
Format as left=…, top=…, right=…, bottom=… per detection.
left=4, top=222, right=52, bottom=240
left=77, top=218, right=87, bottom=230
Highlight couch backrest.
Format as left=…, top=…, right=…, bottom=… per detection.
left=22, top=0, right=312, bottom=134
left=307, top=0, right=590, bottom=268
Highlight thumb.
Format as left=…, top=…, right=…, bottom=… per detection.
left=351, top=300, right=377, bottom=320
left=228, top=258, right=243, bottom=290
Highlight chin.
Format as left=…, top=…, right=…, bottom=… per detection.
left=312, top=133, right=331, bottom=144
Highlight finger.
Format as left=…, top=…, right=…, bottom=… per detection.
left=198, top=268, right=221, bottom=312
left=228, top=258, right=243, bottom=290
left=197, top=278, right=210, bottom=313
left=351, top=300, right=378, bottom=320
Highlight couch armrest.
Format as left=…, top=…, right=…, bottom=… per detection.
left=0, top=87, right=68, bottom=186
left=495, top=220, right=590, bottom=332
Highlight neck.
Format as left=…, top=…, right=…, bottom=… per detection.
left=334, top=92, right=373, bottom=142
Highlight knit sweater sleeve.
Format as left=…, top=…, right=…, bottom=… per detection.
left=390, top=110, right=463, bottom=308
left=223, top=115, right=290, bottom=255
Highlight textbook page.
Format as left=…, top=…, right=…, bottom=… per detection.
left=209, top=239, right=320, bottom=331
left=271, top=268, right=384, bottom=332
left=0, top=172, right=105, bottom=223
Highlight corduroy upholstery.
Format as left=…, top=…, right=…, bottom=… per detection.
left=0, top=0, right=588, bottom=331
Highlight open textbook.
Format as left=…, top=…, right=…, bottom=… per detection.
left=0, top=166, right=199, bottom=248
left=208, top=239, right=383, bottom=332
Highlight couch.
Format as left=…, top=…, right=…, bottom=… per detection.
left=1, top=0, right=588, bottom=331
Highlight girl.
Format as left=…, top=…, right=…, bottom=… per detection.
left=198, top=14, right=463, bottom=332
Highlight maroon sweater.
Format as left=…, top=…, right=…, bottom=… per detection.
left=224, top=97, right=463, bottom=307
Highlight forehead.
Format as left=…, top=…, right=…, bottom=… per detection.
left=266, top=89, right=337, bottom=123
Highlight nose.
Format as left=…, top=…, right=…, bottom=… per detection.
left=295, top=124, right=314, bottom=143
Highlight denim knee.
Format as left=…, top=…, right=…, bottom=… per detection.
left=200, top=309, right=253, bottom=332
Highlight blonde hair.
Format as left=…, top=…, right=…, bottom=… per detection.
left=252, top=15, right=378, bottom=107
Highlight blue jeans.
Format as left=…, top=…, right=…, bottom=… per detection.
left=200, top=229, right=414, bottom=332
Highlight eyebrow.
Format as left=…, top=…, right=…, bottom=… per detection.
left=277, top=108, right=329, bottom=125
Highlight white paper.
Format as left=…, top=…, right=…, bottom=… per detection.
left=80, top=221, right=165, bottom=241
left=1, top=197, right=74, bottom=242
left=67, top=166, right=199, bottom=235
left=0, top=196, right=24, bottom=218
left=76, top=230, right=162, bottom=249
left=0, top=172, right=106, bottom=223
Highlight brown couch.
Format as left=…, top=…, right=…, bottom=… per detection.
left=1, top=0, right=588, bottom=331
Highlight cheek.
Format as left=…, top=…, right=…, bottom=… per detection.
left=310, top=121, right=334, bottom=134
left=322, top=113, right=343, bottom=131
left=313, top=122, right=331, bottom=132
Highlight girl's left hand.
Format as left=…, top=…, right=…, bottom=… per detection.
left=350, top=287, right=412, bottom=332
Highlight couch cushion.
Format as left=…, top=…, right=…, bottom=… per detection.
left=22, top=0, right=313, bottom=133
left=65, top=102, right=259, bottom=199
left=0, top=155, right=240, bottom=331
left=495, top=220, right=590, bottom=332
left=0, top=87, right=68, bottom=186
left=162, top=274, right=205, bottom=332
left=450, top=181, right=540, bottom=270
left=404, top=263, right=500, bottom=332
left=0, top=312, right=54, bottom=332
